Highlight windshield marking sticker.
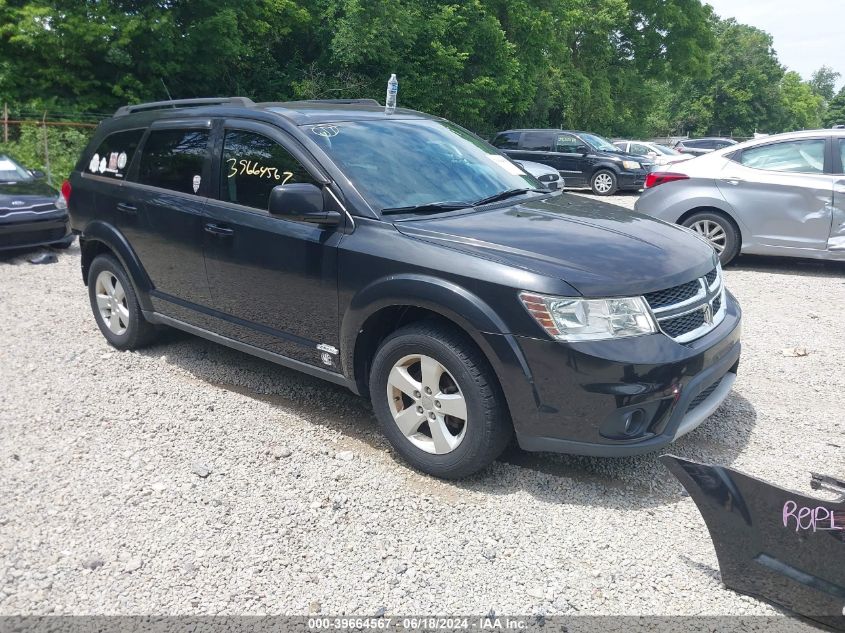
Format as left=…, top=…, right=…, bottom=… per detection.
left=192, top=175, right=201, bottom=193
left=226, top=158, right=293, bottom=184
left=311, top=125, right=339, bottom=138
left=88, top=154, right=100, bottom=173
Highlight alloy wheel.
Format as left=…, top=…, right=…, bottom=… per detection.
left=94, top=270, right=129, bottom=335
left=594, top=173, right=613, bottom=194
left=690, top=219, right=727, bottom=254
left=386, top=354, right=468, bottom=455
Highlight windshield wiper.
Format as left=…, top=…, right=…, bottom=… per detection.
left=471, top=188, right=545, bottom=207
left=381, top=201, right=469, bottom=215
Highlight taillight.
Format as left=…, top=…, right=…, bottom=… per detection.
left=60, top=179, right=72, bottom=204
left=645, top=172, right=689, bottom=189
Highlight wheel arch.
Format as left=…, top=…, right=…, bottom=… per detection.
left=80, top=221, right=154, bottom=311
left=677, top=206, right=743, bottom=243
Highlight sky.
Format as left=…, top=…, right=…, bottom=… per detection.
left=705, top=0, right=844, bottom=90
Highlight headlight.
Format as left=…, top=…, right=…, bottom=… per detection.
left=621, top=160, right=641, bottom=170
left=519, top=292, right=657, bottom=342
left=55, top=195, right=67, bottom=210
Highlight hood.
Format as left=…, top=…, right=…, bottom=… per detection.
left=394, top=193, right=716, bottom=297
left=0, top=179, right=59, bottom=207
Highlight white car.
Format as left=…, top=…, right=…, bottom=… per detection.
left=613, top=140, right=691, bottom=168
left=514, top=159, right=562, bottom=190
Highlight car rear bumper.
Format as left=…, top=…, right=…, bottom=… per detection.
left=618, top=171, right=647, bottom=190
left=498, top=291, right=742, bottom=456
left=0, top=213, right=71, bottom=251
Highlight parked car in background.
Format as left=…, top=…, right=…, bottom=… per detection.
left=67, top=97, right=741, bottom=479
left=635, top=129, right=845, bottom=264
left=513, top=159, right=562, bottom=190
left=673, top=137, right=738, bottom=157
left=491, top=129, right=653, bottom=196
left=0, top=154, right=74, bottom=251
left=613, top=140, right=691, bottom=167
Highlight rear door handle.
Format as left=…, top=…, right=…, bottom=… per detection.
left=204, top=223, right=234, bottom=237
left=723, top=178, right=744, bottom=186
left=116, top=202, right=137, bottom=215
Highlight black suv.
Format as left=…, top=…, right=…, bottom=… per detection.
left=491, top=129, right=653, bottom=195
left=67, top=97, right=742, bottom=479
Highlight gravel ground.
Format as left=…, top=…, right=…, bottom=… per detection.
left=1, top=226, right=843, bottom=619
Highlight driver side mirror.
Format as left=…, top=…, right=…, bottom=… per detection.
left=268, top=183, right=340, bottom=226
left=29, top=169, right=46, bottom=179
left=576, top=145, right=589, bottom=155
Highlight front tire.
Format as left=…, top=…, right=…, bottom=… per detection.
left=87, top=254, right=158, bottom=350
left=369, top=322, right=512, bottom=479
left=591, top=169, right=618, bottom=196
left=682, top=211, right=741, bottom=265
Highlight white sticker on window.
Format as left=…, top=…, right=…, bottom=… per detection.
left=192, top=175, right=201, bottom=193
left=97, top=157, right=107, bottom=174
left=487, top=153, right=525, bottom=176
left=117, top=152, right=128, bottom=169
left=89, top=154, right=100, bottom=173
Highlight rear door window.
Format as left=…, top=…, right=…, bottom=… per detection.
left=520, top=131, right=554, bottom=151
left=630, top=143, right=652, bottom=155
left=839, top=139, right=845, bottom=174
left=740, top=139, right=826, bottom=174
left=86, top=129, right=145, bottom=180
left=136, top=129, right=211, bottom=195
left=220, top=130, right=316, bottom=212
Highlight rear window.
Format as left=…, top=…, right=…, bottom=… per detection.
left=491, top=132, right=520, bottom=150
left=520, top=131, right=554, bottom=151
left=136, top=128, right=210, bottom=195
left=86, top=129, right=145, bottom=180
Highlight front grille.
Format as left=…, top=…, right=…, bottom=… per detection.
left=644, top=279, right=700, bottom=309
left=687, top=377, right=723, bottom=412
left=661, top=309, right=706, bottom=338
left=0, top=203, right=56, bottom=215
left=644, top=266, right=725, bottom=343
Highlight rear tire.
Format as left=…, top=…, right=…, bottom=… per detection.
left=87, top=254, right=158, bottom=350
left=369, top=321, right=512, bottom=479
left=591, top=169, right=618, bottom=196
left=682, top=211, right=741, bottom=265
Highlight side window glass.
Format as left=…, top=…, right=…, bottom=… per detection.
left=740, top=139, right=826, bottom=174
left=221, top=130, right=316, bottom=211
left=631, top=144, right=651, bottom=155
left=86, top=129, right=145, bottom=180
left=555, top=134, right=579, bottom=153
left=520, top=132, right=553, bottom=151
left=839, top=140, right=845, bottom=174
left=137, top=129, right=210, bottom=194
left=492, top=132, right=520, bottom=150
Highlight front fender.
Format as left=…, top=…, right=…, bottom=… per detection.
left=340, top=274, right=539, bottom=419
left=81, top=221, right=154, bottom=311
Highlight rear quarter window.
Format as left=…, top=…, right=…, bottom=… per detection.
left=520, top=131, right=554, bottom=151
left=85, top=129, right=145, bottom=180
left=492, top=132, right=520, bottom=150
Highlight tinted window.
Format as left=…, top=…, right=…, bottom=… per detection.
left=137, top=129, right=209, bottom=194
left=713, top=140, right=733, bottom=149
left=86, top=129, right=145, bottom=180
left=520, top=131, right=554, bottom=151
left=221, top=130, right=316, bottom=211
left=839, top=139, right=845, bottom=174
left=492, top=132, right=520, bottom=150
left=684, top=139, right=706, bottom=148
left=630, top=143, right=652, bottom=156
left=740, top=139, right=826, bottom=174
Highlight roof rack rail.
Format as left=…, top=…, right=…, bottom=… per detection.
left=114, top=97, right=255, bottom=117
left=298, top=99, right=381, bottom=106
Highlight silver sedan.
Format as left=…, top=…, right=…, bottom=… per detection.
left=634, top=129, right=845, bottom=264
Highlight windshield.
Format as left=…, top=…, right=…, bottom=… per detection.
left=652, top=144, right=681, bottom=156
left=306, top=119, right=539, bottom=213
left=579, top=133, right=618, bottom=152
left=0, top=155, right=32, bottom=182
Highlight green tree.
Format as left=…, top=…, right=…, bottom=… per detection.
left=809, top=65, right=841, bottom=103
left=824, top=87, right=845, bottom=127
left=778, top=71, right=824, bottom=131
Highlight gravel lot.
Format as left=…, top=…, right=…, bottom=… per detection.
left=1, top=210, right=843, bottom=619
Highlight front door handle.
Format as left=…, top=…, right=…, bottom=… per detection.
left=204, top=223, right=234, bottom=237
left=722, top=177, right=744, bottom=186
left=116, top=202, right=137, bottom=215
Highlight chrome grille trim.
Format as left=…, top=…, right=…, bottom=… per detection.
left=645, top=265, right=726, bottom=343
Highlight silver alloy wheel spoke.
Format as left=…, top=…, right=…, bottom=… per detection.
left=386, top=353, right=468, bottom=455
left=595, top=173, right=612, bottom=193
left=692, top=220, right=726, bottom=253
left=95, top=270, right=129, bottom=336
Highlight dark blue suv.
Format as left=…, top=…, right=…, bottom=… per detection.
left=67, top=97, right=741, bottom=478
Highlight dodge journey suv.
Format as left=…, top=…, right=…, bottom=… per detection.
left=67, top=97, right=742, bottom=479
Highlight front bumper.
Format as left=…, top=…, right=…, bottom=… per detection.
left=506, top=290, right=742, bottom=456
left=0, top=212, right=70, bottom=251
